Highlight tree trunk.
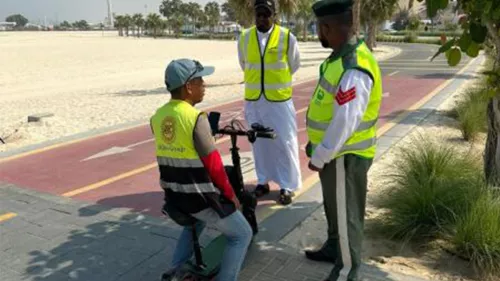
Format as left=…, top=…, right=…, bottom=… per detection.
left=366, top=20, right=377, bottom=50
left=303, top=20, right=307, bottom=41
left=352, top=0, right=361, bottom=37
left=484, top=51, right=500, bottom=186
left=483, top=21, right=500, bottom=186
left=484, top=97, right=500, bottom=186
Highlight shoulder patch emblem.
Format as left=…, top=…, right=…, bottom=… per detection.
left=335, top=86, right=356, bottom=105
left=161, top=116, right=176, bottom=144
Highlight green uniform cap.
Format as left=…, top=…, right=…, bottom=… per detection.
left=312, top=0, right=353, bottom=17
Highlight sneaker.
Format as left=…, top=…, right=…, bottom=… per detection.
left=278, top=189, right=293, bottom=205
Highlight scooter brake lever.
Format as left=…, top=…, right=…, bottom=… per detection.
left=251, top=123, right=272, bottom=133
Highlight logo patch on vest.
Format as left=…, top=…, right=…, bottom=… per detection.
left=335, top=86, right=356, bottom=105
left=161, top=116, right=176, bottom=144
left=314, top=89, right=325, bottom=106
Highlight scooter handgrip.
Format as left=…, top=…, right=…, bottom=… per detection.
left=255, top=132, right=276, bottom=139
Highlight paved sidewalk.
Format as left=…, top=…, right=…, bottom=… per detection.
left=0, top=182, right=427, bottom=281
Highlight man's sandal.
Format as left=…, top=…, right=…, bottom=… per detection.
left=253, top=184, right=270, bottom=197
left=279, top=189, right=293, bottom=205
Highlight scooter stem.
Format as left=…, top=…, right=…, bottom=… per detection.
left=191, top=224, right=206, bottom=270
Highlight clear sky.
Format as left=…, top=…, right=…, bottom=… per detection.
left=0, top=0, right=225, bottom=25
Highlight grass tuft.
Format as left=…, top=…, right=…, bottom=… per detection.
left=377, top=134, right=483, bottom=242
left=452, top=86, right=489, bottom=141
left=451, top=188, right=500, bottom=278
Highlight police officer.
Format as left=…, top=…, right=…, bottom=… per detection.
left=304, top=1, right=383, bottom=280
left=238, top=0, right=302, bottom=205
left=152, top=59, right=253, bottom=281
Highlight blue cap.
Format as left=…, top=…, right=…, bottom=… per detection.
left=165, top=59, right=215, bottom=92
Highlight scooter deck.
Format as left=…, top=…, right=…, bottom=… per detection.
left=185, top=235, right=227, bottom=278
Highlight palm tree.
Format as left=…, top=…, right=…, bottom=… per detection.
left=114, top=14, right=125, bottom=36
left=205, top=2, right=221, bottom=37
left=353, top=0, right=361, bottom=37
left=360, top=0, right=398, bottom=49
left=188, top=2, right=203, bottom=34
left=276, top=0, right=298, bottom=27
left=295, top=0, right=314, bottom=41
left=227, top=0, right=253, bottom=27
left=132, top=13, right=145, bottom=37
left=408, top=0, right=415, bottom=9
left=123, top=14, right=133, bottom=36
left=146, top=13, right=163, bottom=38
left=159, top=0, right=183, bottom=34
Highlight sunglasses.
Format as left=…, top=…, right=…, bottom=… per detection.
left=186, top=60, right=204, bottom=82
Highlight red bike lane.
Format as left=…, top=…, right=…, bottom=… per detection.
left=0, top=75, right=446, bottom=218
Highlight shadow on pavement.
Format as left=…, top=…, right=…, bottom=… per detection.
left=414, top=73, right=477, bottom=80
left=17, top=191, right=441, bottom=281
left=23, top=204, right=182, bottom=281
left=112, top=87, right=167, bottom=96
left=380, top=108, right=459, bottom=129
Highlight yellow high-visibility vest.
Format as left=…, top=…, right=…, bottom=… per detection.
left=240, top=25, right=293, bottom=102
left=306, top=39, right=382, bottom=160
left=151, top=99, right=219, bottom=195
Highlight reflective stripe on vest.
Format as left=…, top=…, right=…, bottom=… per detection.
left=306, top=117, right=378, bottom=132
left=310, top=137, right=377, bottom=155
left=151, top=100, right=218, bottom=195
left=157, top=156, right=204, bottom=168
left=241, top=25, right=292, bottom=102
left=306, top=40, right=382, bottom=160
left=160, top=181, right=219, bottom=194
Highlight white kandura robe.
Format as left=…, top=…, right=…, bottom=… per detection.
left=237, top=25, right=302, bottom=192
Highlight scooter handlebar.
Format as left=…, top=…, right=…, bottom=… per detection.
left=255, top=131, right=276, bottom=139
left=216, top=128, right=276, bottom=139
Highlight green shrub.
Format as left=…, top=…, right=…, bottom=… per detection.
left=404, top=32, right=418, bottom=43
left=376, top=35, right=441, bottom=45
left=452, top=188, right=500, bottom=277
left=377, top=135, right=484, bottom=241
left=453, top=87, right=489, bottom=141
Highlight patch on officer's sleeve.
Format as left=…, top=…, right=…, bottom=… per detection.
left=335, top=86, right=356, bottom=105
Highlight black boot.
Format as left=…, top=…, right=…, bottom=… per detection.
left=304, top=249, right=336, bottom=263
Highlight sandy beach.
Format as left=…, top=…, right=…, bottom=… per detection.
left=0, top=31, right=400, bottom=152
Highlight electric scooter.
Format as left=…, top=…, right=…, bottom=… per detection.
left=162, top=111, right=276, bottom=281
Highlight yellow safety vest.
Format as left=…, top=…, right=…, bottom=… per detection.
left=306, top=39, right=382, bottom=160
left=240, top=25, right=292, bottom=102
left=151, top=100, right=222, bottom=214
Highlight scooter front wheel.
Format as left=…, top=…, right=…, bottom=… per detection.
left=179, top=272, right=213, bottom=281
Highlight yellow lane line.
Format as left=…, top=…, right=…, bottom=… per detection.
left=62, top=136, right=231, bottom=197
left=0, top=212, right=17, bottom=223
left=377, top=56, right=476, bottom=137
left=62, top=163, right=158, bottom=197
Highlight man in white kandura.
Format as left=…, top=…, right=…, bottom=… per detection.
left=237, top=0, right=302, bottom=205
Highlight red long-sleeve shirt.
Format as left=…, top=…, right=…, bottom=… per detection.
left=192, top=114, right=235, bottom=200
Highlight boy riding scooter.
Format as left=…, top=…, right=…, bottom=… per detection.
left=150, top=59, right=253, bottom=281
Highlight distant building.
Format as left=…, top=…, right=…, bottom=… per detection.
left=0, top=21, right=16, bottom=31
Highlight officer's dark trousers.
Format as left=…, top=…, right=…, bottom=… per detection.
left=318, top=154, right=372, bottom=281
